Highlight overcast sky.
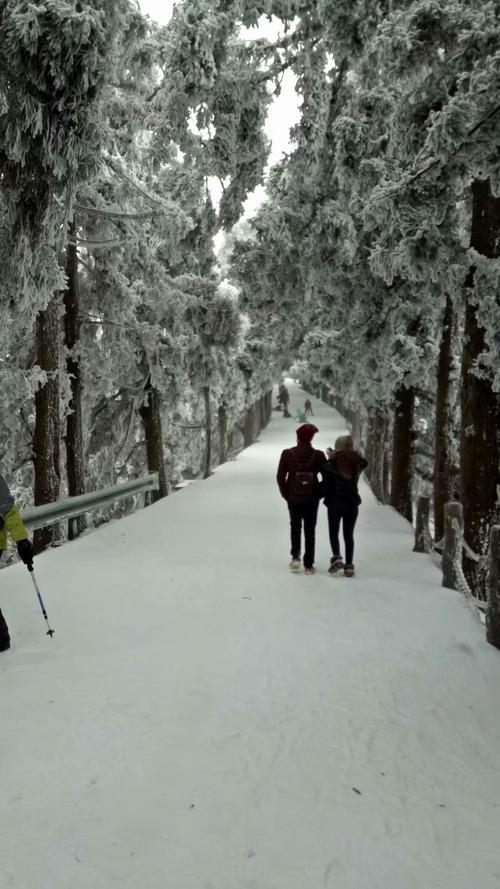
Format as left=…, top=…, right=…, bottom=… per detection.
left=139, top=0, right=174, bottom=24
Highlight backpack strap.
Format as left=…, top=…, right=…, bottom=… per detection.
left=287, top=449, right=315, bottom=470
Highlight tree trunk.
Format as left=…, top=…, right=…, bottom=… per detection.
left=265, top=390, right=272, bottom=424
left=259, top=394, right=268, bottom=429
left=390, top=386, right=415, bottom=523
left=243, top=405, right=256, bottom=447
left=486, top=525, right=500, bottom=650
left=413, top=496, right=431, bottom=553
left=383, top=428, right=391, bottom=503
left=258, top=395, right=264, bottom=429
left=376, top=419, right=385, bottom=502
left=254, top=398, right=262, bottom=436
left=433, top=293, right=455, bottom=544
left=442, top=501, right=464, bottom=591
left=202, top=385, right=212, bottom=478
left=366, top=413, right=388, bottom=504
left=351, top=411, right=362, bottom=451
left=374, top=414, right=388, bottom=503
left=365, top=414, right=375, bottom=473
left=139, top=381, right=168, bottom=501
left=218, top=402, right=228, bottom=465
left=460, top=180, right=500, bottom=597
left=33, top=296, right=61, bottom=552
left=63, top=231, right=86, bottom=539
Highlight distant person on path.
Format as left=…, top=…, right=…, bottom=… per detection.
left=304, top=398, right=314, bottom=417
left=278, top=383, right=291, bottom=418
left=277, top=424, right=326, bottom=575
left=322, top=435, right=367, bottom=577
left=0, top=475, right=34, bottom=651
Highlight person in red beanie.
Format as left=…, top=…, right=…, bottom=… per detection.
left=276, top=424, right=326, bottom=574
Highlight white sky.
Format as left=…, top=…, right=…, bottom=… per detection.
left=139, top=0, right=174, bottom=24
left=138, top=0, right=300, bottom=215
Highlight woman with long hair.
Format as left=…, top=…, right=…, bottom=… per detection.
left=322, top=435, right=367, bottom=577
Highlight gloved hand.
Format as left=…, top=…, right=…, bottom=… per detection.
left=17, top=539, right=34, bottom=571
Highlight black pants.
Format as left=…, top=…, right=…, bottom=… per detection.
left=327, top=505, right=359, bottom=565
left=0, top=609, right=10, bottom=651
left=288, top=501, right=319, bottom=568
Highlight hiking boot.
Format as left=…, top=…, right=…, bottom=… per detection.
left=328, top=557, right=344, bottom=575
left=304, top=567, right=316, bottom=575
left=344, top=564, right=355, bottom=577
left=289, top=558, right=301, bottom=571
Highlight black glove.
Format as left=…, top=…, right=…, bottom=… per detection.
left=17, top=539, right=34, bottom=571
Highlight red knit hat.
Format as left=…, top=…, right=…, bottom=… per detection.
left=296, top=423, right=319, bottom=443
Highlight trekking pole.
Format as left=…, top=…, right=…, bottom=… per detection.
left=28, top=568, right=55, bottom=638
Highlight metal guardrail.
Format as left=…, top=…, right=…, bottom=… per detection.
left=21, top=474, right=160, bottom=531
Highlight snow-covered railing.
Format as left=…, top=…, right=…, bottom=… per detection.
left=412, top=498, right=500, bottom=649
left=21, top=474, right=159, bottom=532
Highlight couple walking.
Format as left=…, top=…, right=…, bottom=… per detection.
left=276, top=423, right=367, bottom=576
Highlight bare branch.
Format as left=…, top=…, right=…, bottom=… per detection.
left=146, top=82, right=163, bottom=104
left=115, top=398, right=138, bottom=462
left=106, top=156, right=174, bottom=209
left=74, top=203, right=164, bottom=220
left=68, top=236, right=123, bottom=249
left=79, top=315, right=135, bottom=330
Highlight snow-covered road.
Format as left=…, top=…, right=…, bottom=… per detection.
left=1, top=384, right=500, bottom=889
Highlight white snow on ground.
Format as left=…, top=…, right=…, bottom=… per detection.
left=1, top=384, right=500, bottom=889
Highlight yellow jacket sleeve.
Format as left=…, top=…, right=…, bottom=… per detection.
left=3, top=507, right=29, bottom=544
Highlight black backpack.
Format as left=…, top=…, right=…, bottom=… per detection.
left=288, top=451, right=316, bottom=499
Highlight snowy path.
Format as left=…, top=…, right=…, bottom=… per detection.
left=1, top=384, right=500, bottom=889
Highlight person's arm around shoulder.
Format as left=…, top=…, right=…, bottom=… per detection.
left=315, top=450, right=327, bottom=496
left=355, top=452, right=368, bottom=472
left=315, top=449, right=327, bottom=468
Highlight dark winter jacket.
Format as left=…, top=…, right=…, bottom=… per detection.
left=322, top=451, right=368, bottom=508
left=277, top=443, right=326, bottom=503
left=0, top=476, right=14, bottom=517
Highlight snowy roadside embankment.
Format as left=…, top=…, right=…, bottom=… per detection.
left=1, top=384, right=499, bottom=889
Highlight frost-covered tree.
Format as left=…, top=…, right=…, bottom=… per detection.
left=2, top=0, right=498, bottom=610
left=229, top=0, right=500, bottom=601
left=0, top=0, right=134, bottom=545
left=355, top=0, right=500, bottom=589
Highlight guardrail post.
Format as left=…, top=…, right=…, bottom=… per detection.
left=486, top=525, right=500, bottom=649
left=413, top=495, right=431, bottom=553
left=69, top=515, right=86, bottom=540
left=442, top=501, right=463, bottom=590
